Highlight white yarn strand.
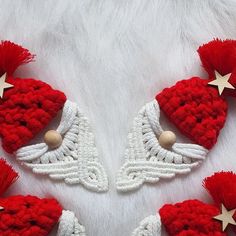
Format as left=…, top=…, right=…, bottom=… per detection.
left=131, top=215, right=161, bottom=236
left=57, top=210, right=86, bottom=236
left=117, top=100, right=208, bottom=192
left=16, top=100, right=108, bottom=192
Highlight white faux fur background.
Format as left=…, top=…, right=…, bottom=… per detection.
left=0, top=0, right=236, bottom=235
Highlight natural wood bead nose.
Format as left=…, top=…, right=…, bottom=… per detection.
left=44, top=130, right=62, bottom=149
left=158, top=131, right=176, bottom=149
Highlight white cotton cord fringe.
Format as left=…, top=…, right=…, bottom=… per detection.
left=131, top=215, right=161, bottom=236
left=57, top=210, right=86, bottom=236
left=16, top=100, right=108, bottom=192
left=117, top=100, right=208, bottom=192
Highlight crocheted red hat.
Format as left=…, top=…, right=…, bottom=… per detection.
left=156, top=39, right=236, bottom=150
left=159, top=171, right=236, bottom=235
left=0, top=41, right=66, bottom=153
left=0, top=158, right=86, bottom=236
left=0, top=159, right=62, bottom=235
left=132, top=171, right=236, bottom=235
left=0, top=40, right=108, bottom=193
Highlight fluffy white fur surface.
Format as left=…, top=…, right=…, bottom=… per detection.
left=0, top=0, right=236, bottom=235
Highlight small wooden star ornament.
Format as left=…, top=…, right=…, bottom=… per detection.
left=208, top=71, right=235, bottom=95
left=213, top=204, right=236, bottom=231
left=0, top=73, right=13, bottom=98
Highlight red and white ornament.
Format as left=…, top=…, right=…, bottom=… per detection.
left=117, top=39, right=236, bottom=192
left=132, top=171, right=236, bottom=235
left=0, top=41, right=108, bottom=192
left=0, top=159, right=86, bottom=236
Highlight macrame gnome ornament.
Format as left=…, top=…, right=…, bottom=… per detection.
left=117, top=39, right=236, bottom=192
left=0, top=159, right=86, bottom=236
left=132, top=171, right=236, bottom=236
left=0, top=41, right=108, bottom=192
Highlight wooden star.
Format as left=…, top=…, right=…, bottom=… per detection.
left=213, top=204, right=236, bottom=231
left=0, top=73, right=13, bottom=98
left=208, top=71, right=235, bottom=95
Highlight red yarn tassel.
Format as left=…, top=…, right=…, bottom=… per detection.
left=203, top=171, right=236, bottom=210
left=0, top=41, right=35, bottom=76
left=0, top=159, right=18, bottom=196
left=198, top=39, right=236, bottom=97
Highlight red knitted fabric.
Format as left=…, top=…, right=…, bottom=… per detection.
left=0, top=40, right=66, bottom=153
left=0, top=195, right=62, bottom=236
left=156, top=77, right=227, bottom=149
left=0, top=77, right=66, bottom=153
left=159, top=199, right=225, bottom=236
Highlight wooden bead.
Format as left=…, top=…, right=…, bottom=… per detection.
left=44, top=130, right=62, bottom=149
left=158, top=131, right=176, bottom=149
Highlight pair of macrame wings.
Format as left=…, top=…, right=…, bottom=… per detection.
left=16, top=99, right=207, bottom=192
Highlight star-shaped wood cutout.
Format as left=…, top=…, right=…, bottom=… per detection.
left=213, top=204, right=236, bottom=231
left=208, top=71, right=235, bottom=95
left=0, top=73, right=13, bottom=98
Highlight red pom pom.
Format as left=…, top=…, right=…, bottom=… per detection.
left=0, top=159, right=18, bottom=196
left=0, top=41, right=34, bottom=76
left=159, top=199, right=225, bottom=236
left=198, top=39, right=236, bottom=97
left=204, top=172, right=236, bottom=233
left=203, top=171, right=236, bottom=211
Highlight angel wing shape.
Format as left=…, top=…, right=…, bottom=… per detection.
left=131, top=215, right=161, bottom=236
left=16, top=100, right=108, bottom=192
left=117, top=100, right=208, bottom=192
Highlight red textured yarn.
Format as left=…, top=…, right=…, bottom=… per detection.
left=204, top=171, right=236, bottom=233
left=0, top=41, right=66, bottom=153
left=198, top=39, right=236, bottom=97
left=0, top=159, right=18, bottom=195
left=159, top=200, right=225, bottom=236
left=156, top=77, right=227, bottom=150
left=0, top=78, right=66, bottom=153
left=0, top=41, right=35, bottom=76
left=0, top=195, right=63, bottom=236
left=204, top=171, right=236, bottom=210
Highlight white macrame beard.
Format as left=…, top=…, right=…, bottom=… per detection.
left=16, top=100, right=108, bottom=193
left=117, top=100, right=208, bottom=192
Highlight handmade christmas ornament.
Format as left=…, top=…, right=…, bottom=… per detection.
left=117, top=38, right=236, bottom=192
left=0, top=40, right=108, bottom=192
left=131, top=171, right=236, bottom=235
left=0, top=159, right=86, bottom=236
